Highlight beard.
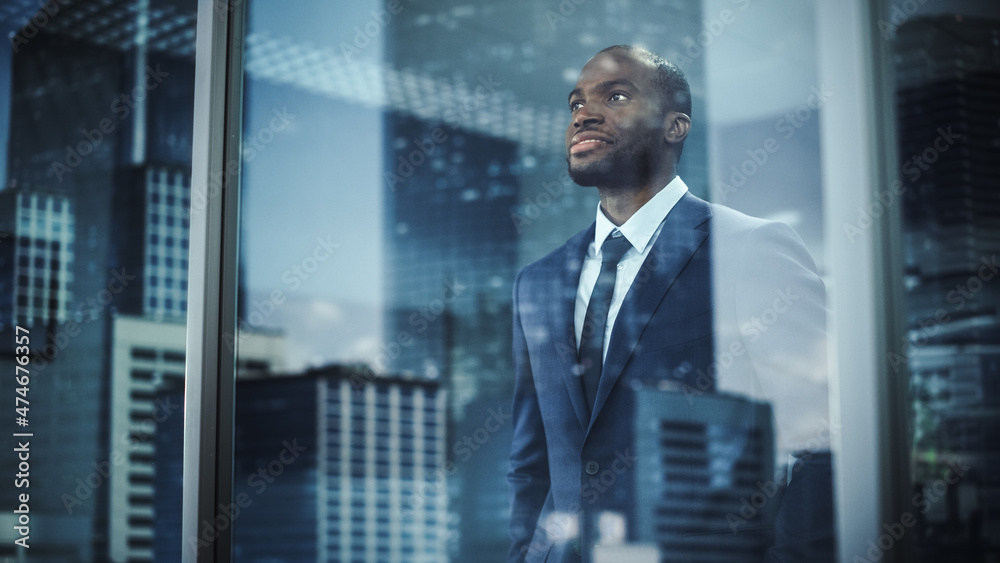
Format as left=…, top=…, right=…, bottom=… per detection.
left=567, top=135, right=659, bottom=189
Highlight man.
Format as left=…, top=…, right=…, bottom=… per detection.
left=508, top=45, right=833, bottom=562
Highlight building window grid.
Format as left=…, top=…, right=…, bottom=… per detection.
left=144, top=168, right=191, bottom=318
left=323, top=380, right=444, bottom=560
left=12, top=193, right=73, bottom=326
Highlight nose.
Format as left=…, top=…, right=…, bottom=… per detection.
left=572, top=104, right=603, bottom=129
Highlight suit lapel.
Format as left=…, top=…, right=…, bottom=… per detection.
left=588, top=193, right=712, bottom=431
left=548, top=223, right=594, bottom=431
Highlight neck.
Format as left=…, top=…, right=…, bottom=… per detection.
left=598, top=171, right=676, bottom=226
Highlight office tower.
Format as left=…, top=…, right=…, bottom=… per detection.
left=631, top=389, right=776, bottom=562
left=106, top=315, right=284, bottom=562
left=382, top=112, right=520, bottom=403
left=154, top=366, right=448, bottom=562
left=895, top=14, right=1000, bottom=561
left=0, top=2, right=201, bottom=560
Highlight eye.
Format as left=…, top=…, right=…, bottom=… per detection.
left=570, top=100, right=583, bottom=112
left=609, top=92, right=629, bottom=102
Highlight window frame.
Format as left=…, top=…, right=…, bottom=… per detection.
left=183, top=0, right=246, bottom=561
left=817, top=0, right=911, bottom=561
left=181, top=1, right=913, bottom=561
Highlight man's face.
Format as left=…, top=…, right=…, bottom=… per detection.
left=566, top=50, right=666, bottom=188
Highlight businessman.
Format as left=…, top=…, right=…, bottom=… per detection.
left=508, top=45, right=833, bottom=562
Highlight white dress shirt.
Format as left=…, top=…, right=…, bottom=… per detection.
left=574, top=176, right=689, bottom=360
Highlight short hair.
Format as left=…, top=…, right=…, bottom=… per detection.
left=599, top=44, right=692, bottom=118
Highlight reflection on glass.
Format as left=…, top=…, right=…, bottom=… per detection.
left=890, top=5, right=1000, bottom=561
left=230, top=1, right=837, bottom=562
left=0, top=0, right=199, bottom=560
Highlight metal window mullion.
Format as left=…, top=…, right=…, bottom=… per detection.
left=817, top=1, right=909, bottom=562
left=183, top=0, right=245, bottom=562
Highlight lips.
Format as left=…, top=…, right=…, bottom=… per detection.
left=569, top=133, right=613, bottom=155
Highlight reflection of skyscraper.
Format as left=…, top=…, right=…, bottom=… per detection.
left=0, top=189, right=73, bottom=331
left=632, top=389, right=775, bottom=562
left=895, top=14, right=1000, bottom=560
left=0, top=2, right=202, bottom=560
left=382, top=3, right=709, bottom=560
left=107, top=315, right=283, bottom=561
left=382, top=112, right=519, bottom=399
left=154, top=366, right=448, bottom=562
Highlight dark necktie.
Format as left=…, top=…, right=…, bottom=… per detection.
left=578, top=229, right=632, bottom=412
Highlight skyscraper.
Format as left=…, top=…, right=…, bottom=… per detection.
left=895, top=14, right=1000, bottom=561
left=155, top=366, right=449, bottom=562
left=0, top=2, right=209, bottom=560
left=632, top=389, right=776, bottom=562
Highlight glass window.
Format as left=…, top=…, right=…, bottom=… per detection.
left=229, top=1, right=845, bottom=561
left=884, top=2, right=1000, bottom=561
left=5, top=0, right=992, bottom=560
left=0, top=3, right=197, bottom=560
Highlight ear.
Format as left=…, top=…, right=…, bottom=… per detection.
left=663, top=112, right=691, bottom=145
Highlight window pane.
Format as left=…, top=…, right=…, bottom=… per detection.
left=0, top=0, right=197, bottom=560
left=886, top=2, right=1000, bottom=561
left=232, top=1, right=840, bottom=561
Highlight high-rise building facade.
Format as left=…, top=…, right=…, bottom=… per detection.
left=108, top=315, right=284, bottom=561
left=155, top=367, right=448, bottom=562
left=0, top=2, right=201, bottom=560
left=632, top=389, right=776, bottom=562
left=895, top=14, right=1000, bottom=561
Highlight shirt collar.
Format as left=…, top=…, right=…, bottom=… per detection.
left=593, top=176, right=689, bottom=254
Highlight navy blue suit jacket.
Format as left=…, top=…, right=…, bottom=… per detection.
left=507, top=192, right=833, bottom=562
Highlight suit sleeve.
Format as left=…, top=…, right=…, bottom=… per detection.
left=732, top=221, right=829, bottom=454
left=507, top=268, right=551, bottom=563
left=732, top=222, right=835, bottom=563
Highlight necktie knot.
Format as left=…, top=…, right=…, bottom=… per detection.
left=600, top=231, right=632, bottom=265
